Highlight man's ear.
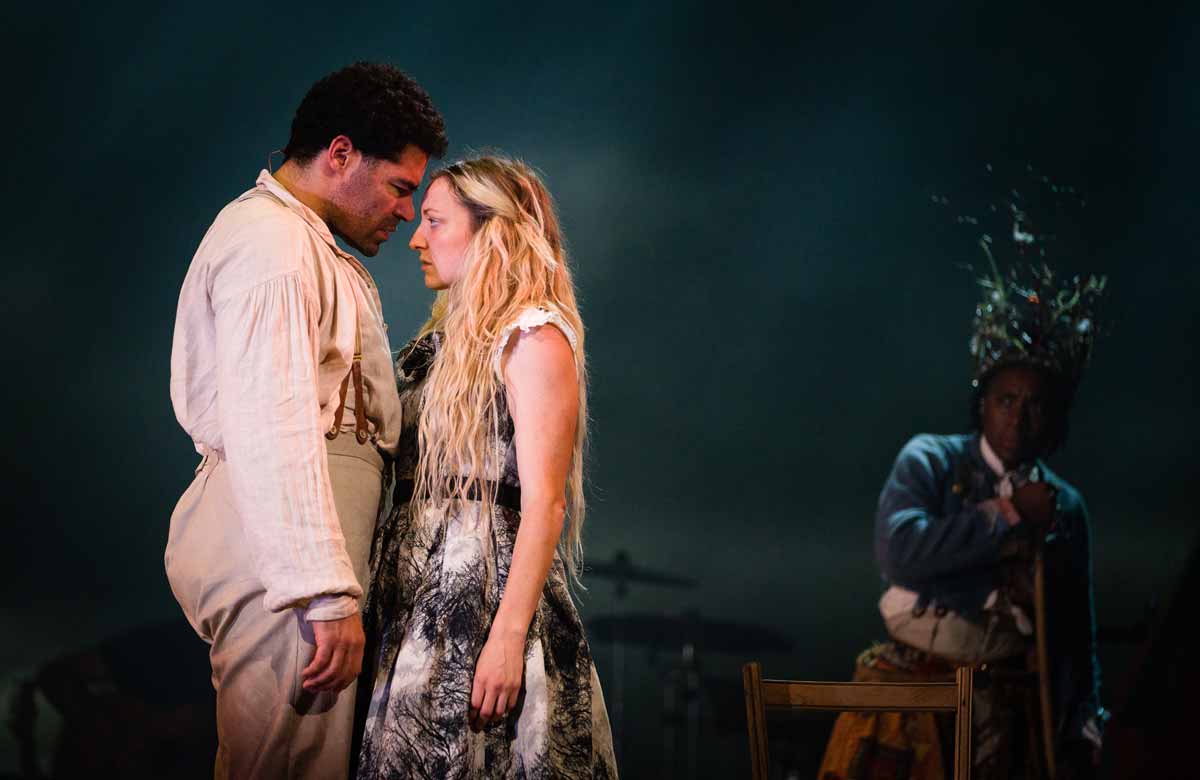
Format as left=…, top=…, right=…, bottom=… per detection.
left=325, top=135, right=356, bottom=173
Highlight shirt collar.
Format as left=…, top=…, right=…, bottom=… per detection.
left=979, top=434, right=1008, bottom=478
left=254, top=169, right=352, bottom=260
left=979, top=434, right=1040, bottom=479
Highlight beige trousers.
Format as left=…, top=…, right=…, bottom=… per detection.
left=166, top=434, right=384, bottom=780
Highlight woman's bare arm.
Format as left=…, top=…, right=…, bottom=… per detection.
left=469, top=323, right=578, bottom=727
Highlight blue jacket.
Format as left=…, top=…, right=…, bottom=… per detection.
left=874, top=433, right=1103, bottom=742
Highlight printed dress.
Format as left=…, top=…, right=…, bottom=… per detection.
left=357, top=307, right=618, bottom=780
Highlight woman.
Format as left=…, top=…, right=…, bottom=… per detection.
left=357, top=156, right=618, bottom=779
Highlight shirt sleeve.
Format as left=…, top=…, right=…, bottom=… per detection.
left=212, top=258, right=361, bottom=620
left=875, top=435, right=1014, bottom=596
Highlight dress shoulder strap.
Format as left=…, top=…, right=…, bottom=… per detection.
left=492, top=306, right=578, bottom=378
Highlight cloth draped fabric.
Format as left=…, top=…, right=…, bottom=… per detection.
left=818, top=643, right=1044, bottom=780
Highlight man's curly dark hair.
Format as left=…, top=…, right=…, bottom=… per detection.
left=283, top=62, right=448, bottom=164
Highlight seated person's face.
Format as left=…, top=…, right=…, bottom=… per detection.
left=409, top=177, right=476, bottom=290
left=981, top=365, right=1049, bottom=469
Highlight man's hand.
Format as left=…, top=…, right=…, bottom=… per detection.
left=301, top=614, right=365, bottom=693
left=1011, top=482, right=1057, bottom=527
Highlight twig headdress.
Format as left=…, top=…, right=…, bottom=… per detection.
left=970, top=238, right=1106, bottom=403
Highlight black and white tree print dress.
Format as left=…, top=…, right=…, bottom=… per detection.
left=357, top=307, right=618, bottom=780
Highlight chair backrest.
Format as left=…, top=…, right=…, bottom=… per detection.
left=742, top=662, right=974, bottom=780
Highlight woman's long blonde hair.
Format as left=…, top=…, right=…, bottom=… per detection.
left=412, top=156, right=588, bottom=579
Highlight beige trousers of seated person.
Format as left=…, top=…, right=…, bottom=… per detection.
left=165, top=434, right=384, bottom=780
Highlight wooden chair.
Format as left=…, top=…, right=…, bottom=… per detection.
left=742, top=662, right=976, bottom=780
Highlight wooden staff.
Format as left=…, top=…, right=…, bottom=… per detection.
left=1034, top=539, right=1056, bottom=778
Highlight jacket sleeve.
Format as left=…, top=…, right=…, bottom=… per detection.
left=875, top=435, right=1015, bottom=596
left=210, top=221, right=361, bottom=620
left=1053, top=491, right=1106, bottom=745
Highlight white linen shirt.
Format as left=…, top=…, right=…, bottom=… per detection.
left=170, top=170, right=402, bottom=621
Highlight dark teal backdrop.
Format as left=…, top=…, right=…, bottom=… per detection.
left=2, top=1, right=1196, bottom=776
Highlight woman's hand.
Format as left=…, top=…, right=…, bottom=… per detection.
left=469, top=629, right=525, bottom=730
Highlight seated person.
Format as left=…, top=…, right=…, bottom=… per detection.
left=819, top=265, right=1107, bottom=780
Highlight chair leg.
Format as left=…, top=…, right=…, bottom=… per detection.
left=952, top=666, right=974, bottom=780
left=742, top=662, right=769, bottom=780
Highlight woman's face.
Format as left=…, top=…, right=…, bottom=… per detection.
left=409, top=177, right=476, bottom=290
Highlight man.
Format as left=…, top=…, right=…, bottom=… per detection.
left=819, top=262, right=1107, bottom=779
left=166, top=62, right=447, bottom=778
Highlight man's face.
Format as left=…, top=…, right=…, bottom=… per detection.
left=980, top=364, right=1050, bottom=469
left=328, top=144, right=429, bottom=257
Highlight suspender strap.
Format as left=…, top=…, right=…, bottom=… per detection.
left=326, top=309, right=369, bottom=443
left=351, top=327, right=368, bottom=443
left=325, top=372, right=351, bottom=440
